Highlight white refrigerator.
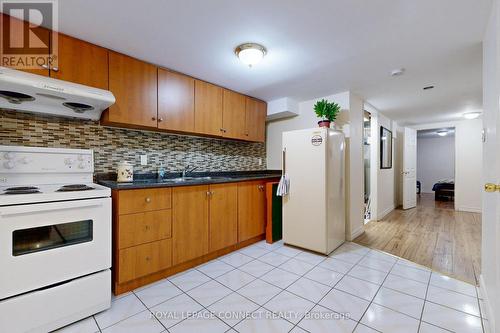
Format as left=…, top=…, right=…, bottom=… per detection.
left=282, top=127, right=345, bottom=254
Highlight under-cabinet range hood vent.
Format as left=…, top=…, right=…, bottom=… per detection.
left=0, top=66, right=115, bottom=120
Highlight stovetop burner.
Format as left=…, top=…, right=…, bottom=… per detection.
left=4, top=187, right=41, bottom=195
left=57, top=184, right=94, bottom=192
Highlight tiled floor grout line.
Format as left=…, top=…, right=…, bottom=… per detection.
left=98, top=241, right=483, bottom=333
left=415, top=262, right=431, bottom=333
left=350, top=256, right=398, bottom=332
left=287, top=246, right=373, bottom=333
left=131, top=290, right=169, bottom=331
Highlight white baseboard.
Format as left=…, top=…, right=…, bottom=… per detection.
left=456, top=206, right=482, bottom=213
left=479, top=274, right=495, bottom=332
left=377, top=205, right=395, bottom=220
left=349, top=225, right=364, bottom=241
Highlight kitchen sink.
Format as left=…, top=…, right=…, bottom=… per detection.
left=160, top=176, right=231, bottom=183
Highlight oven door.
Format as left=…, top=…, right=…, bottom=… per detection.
left=0, top=197, right=111, bottom=300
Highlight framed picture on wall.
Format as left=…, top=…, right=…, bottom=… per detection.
left=380, top=126, right=393, bottom=169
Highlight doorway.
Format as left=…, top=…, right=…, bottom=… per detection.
left=416, top=127, right=456, bottom=209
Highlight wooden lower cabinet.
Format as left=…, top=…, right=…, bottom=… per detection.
left=172, top=185, right=209, bottom=265
left=118, top=239, right=172, bottom=283
left=209, top=183, right=238, bottom=252
left=112, top=179, right=276, bottom=294
left=238, top=180, right=267, bottom=242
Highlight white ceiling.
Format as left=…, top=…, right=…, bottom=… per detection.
left=48, top=0, right=491, bottom=125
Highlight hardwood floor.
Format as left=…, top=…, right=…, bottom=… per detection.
left=354, top=193, right=481, bottom=285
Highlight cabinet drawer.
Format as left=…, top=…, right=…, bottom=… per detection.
left=118, top=188, right=171, bottom=215
left=118, top=210, right=172, bottom=249
left=118, top=239, right=172, bottom=283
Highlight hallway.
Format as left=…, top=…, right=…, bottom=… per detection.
left=354, top=194, right=481, bottom=285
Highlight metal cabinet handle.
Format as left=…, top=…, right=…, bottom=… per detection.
left=151, top=117, right=156, bottom=121
left=145, top=225, right=150, bottom=231
left=145, top=256, right=151, bottom=261
left=145, top=197, right=151, bottom=203
left=158, top=118, right=163, bottom=122
left=206, top=191, right=211, bottom=197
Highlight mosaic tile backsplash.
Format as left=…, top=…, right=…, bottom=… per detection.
left=0, top=110, right=267, bottom=173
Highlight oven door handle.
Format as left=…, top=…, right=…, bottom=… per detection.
left=0, top=200, right=107, bottom=217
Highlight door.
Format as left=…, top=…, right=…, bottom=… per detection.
left=238, top=181, right=266, bottom=242
left=194, top=80, right=223, bottom=136
left=245, top=97, right=267, bottom=142
left=158, top=69, right=195, bottom=132
left=402, top=127, right=417, bottom=209
left=172, top=185, right=209, bottom=265
left=209, top=183, right=238, bottom=251
left=0, top=198, right=111, bottom=299
left=106, top=52, right=158, bottom=128
left=50, top=34, right=108, bottom=89
left=222, top=89, right=247, bottom=140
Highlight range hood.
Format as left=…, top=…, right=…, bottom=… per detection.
left=0, top=66, right=115, bottom=120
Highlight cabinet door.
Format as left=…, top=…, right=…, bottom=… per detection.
left=118, top=239, right=172, bottom=283
left=194, top=80, right=223, bottom=136
left=0, top=14, right=50, bottom=76
left=158, top=69, right=195, bottom=132
left=238, top=181, right=266, bottom=242
left=172, top=185, right=209, bottom=265
left=50, top=33, right=108, bottom=89
left=222, top=89, right=247, bottom=140
left=245, top=98, right=267, bottom=142
left=209, top=183, right=238, bottom=252
left=106, top=52, right=158, bottom=128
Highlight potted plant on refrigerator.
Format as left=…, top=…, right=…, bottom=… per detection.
left=314, top=99, right=341, bottom=128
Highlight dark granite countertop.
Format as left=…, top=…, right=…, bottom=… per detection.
left=97, top=170, right=282, bottom=190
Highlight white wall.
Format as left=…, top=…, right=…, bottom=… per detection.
left=417, top=135, right=455, bottom=193
left=266, top=91, right=364, bottom=241
left=266, top=91, right=350, bottom=169
left=365, top=103, right=398, bottom=220
left=411, top=120, right=483, bottom=213
left=455, top=119, right=483, bottom=212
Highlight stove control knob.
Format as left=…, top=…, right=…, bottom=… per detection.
left=64, top=158, right=74, bottom=165
left=19, top=157, right=28, bottom=164
left=78, top=162, right=86, bottom=169
left=4, top=152, right=14, bottom=160
left=3, top=161, right=15, bottom=169
left=77, top=155, right=85, bottom=161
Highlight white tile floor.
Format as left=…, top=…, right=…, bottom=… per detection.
left=54, top=241, right=489, bottom=333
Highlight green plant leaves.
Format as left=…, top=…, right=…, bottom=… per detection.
left=313, top=99, right=341, bottom=121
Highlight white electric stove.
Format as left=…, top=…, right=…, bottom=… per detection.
left=0, top=146, right=112, bottom=333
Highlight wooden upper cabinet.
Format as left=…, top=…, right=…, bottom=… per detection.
left=172, top=185, right=209, bottom=265
left=0, top=14, right=50, bottom=76
left=50, top=34, right=108, bottom=89
left=222, top=89, right=247, bottom=140
left=105, top=52, right=158, bottom=128
left=194, top=80, right=223, bottom=136
left=245, top=98, right=267, bottom=142
left=158, top=69, right=195, bottom=132
left=209, top=183, right=238, bottom=252
left=238, top=181, right=267, bottom=242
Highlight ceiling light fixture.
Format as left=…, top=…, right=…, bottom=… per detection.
left=235, top=43, right=267, bottom=67
left=436, top=130, right=448, bottom=137
left=463, top=111, right=481, bottom=120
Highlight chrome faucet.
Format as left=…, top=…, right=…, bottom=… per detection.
left=182, top=165, right=198, bottom=178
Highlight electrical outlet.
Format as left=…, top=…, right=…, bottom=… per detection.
left=258, top=158, right=262, bottom=166
left=140, top=154, right=147, bottom=166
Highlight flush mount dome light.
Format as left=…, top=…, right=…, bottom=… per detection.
left=235, top=43, right=266, bottom=67
left=436, top=130, right=448, bottom=136
left=463, top=111, right=481, bottom=120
